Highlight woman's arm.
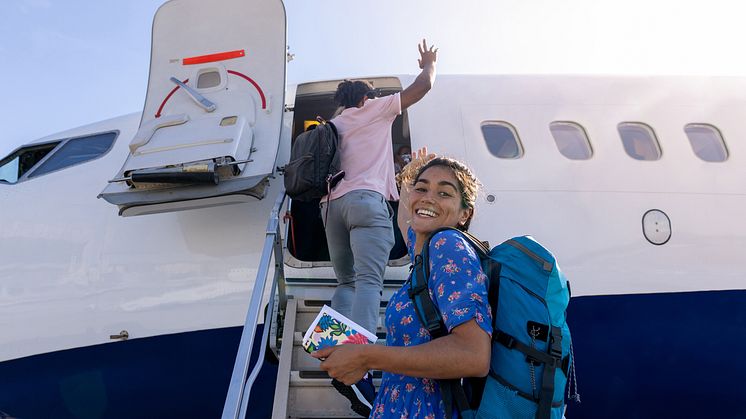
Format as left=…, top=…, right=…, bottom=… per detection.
left=313, top=318, right=490, bottom=385
left=397, top=182, right=412, bottom=239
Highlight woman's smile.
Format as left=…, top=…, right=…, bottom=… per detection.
left=409, top=165, right=471, bottom=241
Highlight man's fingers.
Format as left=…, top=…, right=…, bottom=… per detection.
left=418, top=42, right=424, bottom=55
left=422, top=38, right=428, bottom=51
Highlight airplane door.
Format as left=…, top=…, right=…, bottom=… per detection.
left=100, top=0, right=286, bottom=216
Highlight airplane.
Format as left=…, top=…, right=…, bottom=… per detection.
left=1, top=0, right=744, bottom=418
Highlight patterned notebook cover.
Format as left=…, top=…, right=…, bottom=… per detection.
left=302, top=305, right=378, bottom=353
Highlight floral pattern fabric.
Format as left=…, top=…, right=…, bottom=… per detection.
left=370, top=228, right=492, bottom=419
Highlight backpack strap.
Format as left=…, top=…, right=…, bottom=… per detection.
left=493, top=328, right=564, bottom=419
left=319, top=119, right=342, bottom=226
left=408, top=227, right=486, bottom=419
left=493, top=331, right=561, bottom=367
left=488, top=370, right=564, bottom=408
left=535, top=326, right=563, bottom=419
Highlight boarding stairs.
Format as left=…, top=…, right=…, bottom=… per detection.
left=221, top=189, right=405, bottom=419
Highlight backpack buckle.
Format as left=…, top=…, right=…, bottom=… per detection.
left=549, top=327, right=563, bottom=359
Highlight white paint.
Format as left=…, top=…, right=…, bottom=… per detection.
left=1, top=1, right=744, bottom=368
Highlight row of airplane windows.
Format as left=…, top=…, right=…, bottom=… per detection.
left=483, top=121, right=729, bottom=162
left=0, top=120, right=730, bottom=185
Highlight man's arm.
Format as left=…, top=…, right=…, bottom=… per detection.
left=400, top=39, right=438, bottom=110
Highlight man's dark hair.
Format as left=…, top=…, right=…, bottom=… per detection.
left=334, top=80, right=374, bottom=108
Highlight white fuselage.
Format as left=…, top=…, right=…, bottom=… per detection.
left=2, top=74, right=745, bottom=365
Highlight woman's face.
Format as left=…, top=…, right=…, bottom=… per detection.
left=409, top=165, right=472, bottom=236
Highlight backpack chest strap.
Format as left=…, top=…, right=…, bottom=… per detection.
left=408, top=254, right=448, bottom=338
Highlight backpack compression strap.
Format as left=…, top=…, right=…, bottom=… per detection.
left=493, top=328, right=565, bottom=419
left=408, top=227, right=490, bottom=419
left=536, top=326, right=563, bottom=419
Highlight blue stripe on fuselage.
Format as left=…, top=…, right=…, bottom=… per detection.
left=566, top=289, right=746, bottom=419
left=0, top=325, right=277, bottom=419
left=1, top=290, right=744, bottom=418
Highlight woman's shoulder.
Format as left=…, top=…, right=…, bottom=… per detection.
left=428, top=229, right=477, bottom=257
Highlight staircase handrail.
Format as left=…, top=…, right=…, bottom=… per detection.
left=222, top=188, right=287, bottom=419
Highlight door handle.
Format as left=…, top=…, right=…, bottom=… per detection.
left=109, top=330, right=129, bottom=341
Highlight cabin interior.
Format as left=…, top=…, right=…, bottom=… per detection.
left=286, top=77, right=410, bottom=264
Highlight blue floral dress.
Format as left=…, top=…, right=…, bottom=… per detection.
left=370, top=228, right=492, bottom=419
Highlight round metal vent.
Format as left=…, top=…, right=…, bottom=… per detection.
left=642, top=209, right=671, bottom=245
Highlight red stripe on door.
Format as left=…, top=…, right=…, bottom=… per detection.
left=183, top=49, right=245, bottom=65
left=227, top=70, right=266, bottom=109
left=155, top=79, right=188, bottom=118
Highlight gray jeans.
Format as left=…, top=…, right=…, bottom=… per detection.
left=321, top=190, right=395, bottom=334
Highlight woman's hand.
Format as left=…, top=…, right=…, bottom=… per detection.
left=312, top=344, right=371, bottom=385
left=398, top=147, right=435, bottom=185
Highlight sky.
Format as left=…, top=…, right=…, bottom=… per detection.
left=2, top=0, right=746, bottom=155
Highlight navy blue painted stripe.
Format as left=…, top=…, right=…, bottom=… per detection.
left=1, top=290, right=744, bottom=418
left=0, top=325, right=277, bottom=419
left=566, top=289, right=746, bottom=419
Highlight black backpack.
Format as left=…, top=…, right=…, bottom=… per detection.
left=283, top=120, right=344, bottom=201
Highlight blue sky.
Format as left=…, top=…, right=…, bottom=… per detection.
left=2, top=0, right=746, bottom=155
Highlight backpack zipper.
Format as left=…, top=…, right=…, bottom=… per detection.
left=506, top=276, right=548, bottom=307
left=506, top=239, right=553, bottom=273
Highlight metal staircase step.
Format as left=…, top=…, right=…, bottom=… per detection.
left=273, top=293, right=389, bottom=419
left=287, top=372, right=383, bottom=418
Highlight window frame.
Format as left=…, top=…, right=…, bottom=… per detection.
left=549, top=121, right=594, bottom=160
left=684, top=123, right=729, bottom=163
left=0, top=130, right=118, bottom=185
left=617, top=122, right=662, bottom=161
left=480, top=121, right=524, bottom=159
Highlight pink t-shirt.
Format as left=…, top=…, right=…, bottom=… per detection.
left=327, top=93, right=401, bottom=201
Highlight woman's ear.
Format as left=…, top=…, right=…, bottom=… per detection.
left=459, top=207, right=473, bottom=227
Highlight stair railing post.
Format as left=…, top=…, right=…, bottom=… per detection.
left=221, top=189, right=287, bottom=419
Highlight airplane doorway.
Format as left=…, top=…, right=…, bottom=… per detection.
left=286, top=77, right=410, bottom=264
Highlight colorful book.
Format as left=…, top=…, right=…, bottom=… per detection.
left=302, top=305, right=378, bottom=353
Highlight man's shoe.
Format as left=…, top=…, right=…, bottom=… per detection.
left=331, top=374, right=376, bottom=417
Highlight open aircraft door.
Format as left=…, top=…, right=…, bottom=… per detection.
left=100, top=0, right=286, bottom=216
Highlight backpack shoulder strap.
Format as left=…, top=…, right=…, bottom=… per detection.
left=408, top=227, right=491, bottom=334
left=407, top=227, right=483, bottom=419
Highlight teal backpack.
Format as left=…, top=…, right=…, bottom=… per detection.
left=409, top=228, right=579, bottom=419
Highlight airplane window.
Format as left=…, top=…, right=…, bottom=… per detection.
left=481, top=122, right=523, bottom=159
left=197, top=70, right=221, bottom=89
left=684, top=124, right=728, bottom=162
left=549, top=122, right=593, bottom=160
left=0, top=141, right=60, bottom=184
left=617, top=122, right=661, bottom=161
left=28, top=132, right=117, bottom=179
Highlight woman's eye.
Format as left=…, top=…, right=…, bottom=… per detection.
left=414, top=187, right=427, bottom=193
left=439, top=191, right=452, bottom=197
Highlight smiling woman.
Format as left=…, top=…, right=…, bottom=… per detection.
left=407, top=157, right=481, bottom=247
left=311, top=153, right=491, bottom=419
